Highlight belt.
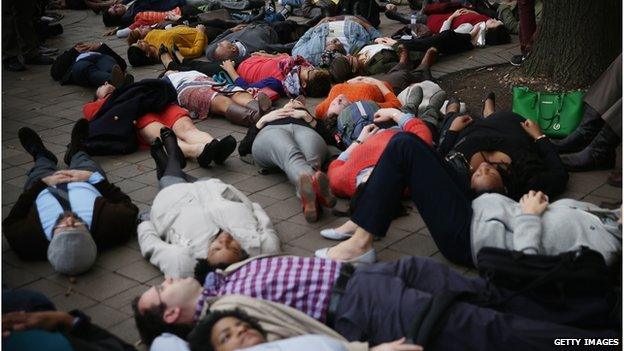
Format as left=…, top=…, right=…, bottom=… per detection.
left=325, top=263, right=355, bottom=329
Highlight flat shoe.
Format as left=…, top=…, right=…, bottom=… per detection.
left=315, top=247, right=377, bottom=264
left=320, top=229, right=353, bottom=241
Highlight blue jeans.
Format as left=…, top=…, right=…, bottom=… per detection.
left=70, top=54, right=117, bottom=87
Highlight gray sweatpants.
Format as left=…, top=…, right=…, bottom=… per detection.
left=251, top=124, right=328, bottom=191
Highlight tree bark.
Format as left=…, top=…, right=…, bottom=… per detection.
left=524, top=0, right=621, bottom=88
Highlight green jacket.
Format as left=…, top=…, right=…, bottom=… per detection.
left=497, top=0, right=543, bottom=34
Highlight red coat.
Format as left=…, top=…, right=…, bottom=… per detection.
left=427, top=12, right=491, bottom=33
left=328, top=118, right=432, bottom=198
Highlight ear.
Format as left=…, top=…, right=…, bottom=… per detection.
left=301, top=80, right=307, bottom=88
left=163, top=307, right=181, bottom=324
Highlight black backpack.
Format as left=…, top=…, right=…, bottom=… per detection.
left=476, top=246, right=614, bottom=297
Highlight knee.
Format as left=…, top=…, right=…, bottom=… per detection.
left=172, top=117, right=195, bottom=135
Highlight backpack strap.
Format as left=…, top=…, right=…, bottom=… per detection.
left=46, top=183, right=72, bottom=212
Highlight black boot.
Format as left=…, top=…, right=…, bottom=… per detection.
left=385, top=10, right=410, bottom=24
left=150, top=138, right=168, bottom=179
left=197, top=140, right=215, bottom=168
left=213, top=135, right=237, bottom=165
left=18, top=127, right=58, bottom=163
left=560, top=124, right=620, bottom=172
left=551, top=104, right=604, bottom=153
left=160, top=127, right=187, bottom=169
left=64, top=119, right=89, bottom=165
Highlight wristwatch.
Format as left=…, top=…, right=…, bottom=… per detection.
left=68, top=309, right=91, bottom=334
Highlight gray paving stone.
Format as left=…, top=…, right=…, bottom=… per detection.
left=116, top=259, right=162, bottom=283
left=84, top=303, right=131, bottom=328
left=389, top=233, right=439, bottom=258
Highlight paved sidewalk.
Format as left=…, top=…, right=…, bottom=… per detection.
left=2, top=9, right=621, bottom=347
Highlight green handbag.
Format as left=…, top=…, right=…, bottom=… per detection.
left=512, top=86, right=584, bottom=138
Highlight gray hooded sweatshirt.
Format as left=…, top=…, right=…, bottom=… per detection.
left=471, top=193, right=621, bottom=265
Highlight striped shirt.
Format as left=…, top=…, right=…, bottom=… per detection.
left=195, top=256, right=342, bottom=322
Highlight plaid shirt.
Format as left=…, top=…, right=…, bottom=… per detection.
left=195, top=256, right=342, bottom=322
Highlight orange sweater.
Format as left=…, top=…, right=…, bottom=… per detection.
left=129, top=7, right=182, bottom=30
left=315, top=82, right=401, bottom=119
left=328, top=118, right=432, bottom=198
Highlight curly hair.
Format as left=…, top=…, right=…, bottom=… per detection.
left=187, top=308, right=267, bottom=351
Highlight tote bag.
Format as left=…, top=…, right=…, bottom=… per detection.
left=512, top=86, right=584, bottom=138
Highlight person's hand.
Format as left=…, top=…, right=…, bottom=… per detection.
left=220, top=59, right=236, bottom=73
left=385, top=3, right=397, bottom=12
left=102, top=27, right=118, bottom=36
left=42, top=172, right=72, bottom=186
left=166, top=13, right=182, bottom=21
left=230, top=24, right=247, bottom=32
left=371, top=338, right=424, bottom=351
left=75, top=42, right=101, bottom=52
left=195, top=24, right=205, bottom=32
left=375, top=37, right=397, bottom=46
left=520, top=119, right=544, bottom=139
left=357, top=124, right=380, bottom=143
left=520, top=190, right=549, bottom=216
left=374, top=108, right=402, bottom=123
left=2, top=311, right=74, bottom=337
left=288, top=108, right=313, bottom=121
left=449, top=115, right=473, bottom=132
left=56, top=170, right=94, bottom=182
left=256, top=109, right=291, bottom=128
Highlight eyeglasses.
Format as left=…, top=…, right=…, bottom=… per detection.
left=154, top=284, right=164, bottom=307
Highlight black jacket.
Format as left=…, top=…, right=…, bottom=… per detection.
left=2, top=178, right=138, bottom=261
left=84, top=79, right=178, bottom=155
left=204, top=23, right=294, bottom=61
left=50, top=43, right=127, bottom=85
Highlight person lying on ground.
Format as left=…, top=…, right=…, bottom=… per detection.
left=292, top=16, right=381, bottom=66
left=51, top=41, right=133, bottom=88
left=102, top=0, right=186, bottom=28
left=138, top=132, right=280, bottom=278
left=316, top=131, right=617, bottom=271
left=205, top=23, right=297, bottom=62
left=84, top=80, right=236, bottom=166
left=326, top=93, right=442, bottom=200
left=219, top=53, right=331, bottom=99
left=238, top=97, right=335, bottom=223
left=133, top=255, right=618, bottom=350
left=127, top=25, right=209, bottom=66
left=188, top=308, right=423, bottom=351
left=437, top=94, right=569, bottom=200
left=3, top=289, right=137, bottom=351
left=327, top=46, right=437, bottom=93
left=315, top=76, right=401, bottom=120
left=162, top=69, right=272, bottom=126
left=3, top=121, right=138, bottom=275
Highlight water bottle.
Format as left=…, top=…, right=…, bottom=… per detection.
left=410, top=13, right=417, bottom=25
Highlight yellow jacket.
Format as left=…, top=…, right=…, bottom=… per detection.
left=145, top=26, right=206, bottom=59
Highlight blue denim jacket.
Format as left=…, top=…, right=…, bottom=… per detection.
left=292, top=19, right=380, bottom=66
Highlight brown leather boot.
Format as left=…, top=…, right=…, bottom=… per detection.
left=224, top=104, right=260, bottom=126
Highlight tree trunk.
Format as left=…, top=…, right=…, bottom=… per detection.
left=524, top=0, right=621, bottom=88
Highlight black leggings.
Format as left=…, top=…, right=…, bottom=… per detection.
left=401, top=30, right=474, bottom=56
left=351, top=132, right=474, bottom=266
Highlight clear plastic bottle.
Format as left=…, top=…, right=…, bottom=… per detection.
left=410, top=13, right=417, bottom=25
